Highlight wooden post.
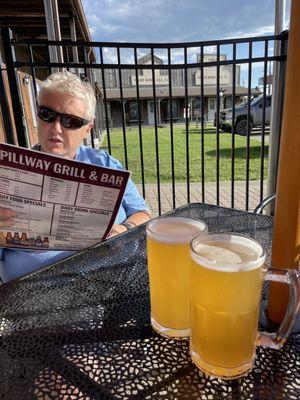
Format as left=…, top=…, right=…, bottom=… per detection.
left=268, top=0, right=300, bottom=323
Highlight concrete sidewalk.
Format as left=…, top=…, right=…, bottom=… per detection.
left=136, top=180, right=266, bottom=217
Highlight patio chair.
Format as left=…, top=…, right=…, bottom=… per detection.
left=254, top=193, right=276, bottom=214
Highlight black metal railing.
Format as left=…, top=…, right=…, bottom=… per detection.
left=1, top=27, right=288, bottom=214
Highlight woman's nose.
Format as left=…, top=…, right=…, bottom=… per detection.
left=51, top=116, right=64, bottom=132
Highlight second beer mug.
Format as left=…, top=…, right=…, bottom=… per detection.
left=189, top=232, right=300, bottom=379
left=146, top=217, right=207, bottom=339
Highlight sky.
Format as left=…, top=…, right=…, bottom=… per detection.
left=81, top=0, right=291, bottom=87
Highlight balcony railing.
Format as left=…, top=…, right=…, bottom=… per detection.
left=1, top=27, right=288, bottom=214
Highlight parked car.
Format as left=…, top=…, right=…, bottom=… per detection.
left=214, top=94, right=272, bottom=135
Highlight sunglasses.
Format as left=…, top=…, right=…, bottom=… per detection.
left=37, top=106, right=90, bottom=130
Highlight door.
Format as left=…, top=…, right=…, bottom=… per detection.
left=208, top=98, right=216, bottom=121
left=148, top=101, right=155, bottom=124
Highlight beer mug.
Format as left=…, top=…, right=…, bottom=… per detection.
left=189, top=232, right=300, bottom=379
left=146, top=217, right=208, bottom=339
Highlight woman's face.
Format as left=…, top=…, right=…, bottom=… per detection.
left=37, top=90, right=93, bottom=159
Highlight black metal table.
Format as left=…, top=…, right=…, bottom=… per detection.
left=0, top=203, right=299, bottom=400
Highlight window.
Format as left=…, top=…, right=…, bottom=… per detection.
left=258, top=96, right=272, bottom=108
left=128, top=101, right=139, bottom=120
left=193, top=97, right=202, bottom=117
left=209, top=98, right=216, bottom=110
left=193, top=98, right=200, bottom=108
left=149, top=101, right=155, bottom=113
left=167, top=100, right=178, bottom=118
left=105, top=69, right=118, bottom=88
left=160, top=69, right=168, bottom=76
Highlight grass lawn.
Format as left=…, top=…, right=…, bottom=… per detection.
left=101, top=123, right=268, bottom=183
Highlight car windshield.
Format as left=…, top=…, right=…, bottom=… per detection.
left=236, top=95, right=264, bottom=108
left=236, top=99, right=249, bottom=108
left=250, top=96, right=264, bottom=106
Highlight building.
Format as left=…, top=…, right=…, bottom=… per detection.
left=96, top=53, right=259, bottom=127
left=0, top=0, right=97, bottom=146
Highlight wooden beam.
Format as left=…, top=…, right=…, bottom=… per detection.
left=43, top=0, right=64, bottom=66
left=268, top=0, right=300, bottom=323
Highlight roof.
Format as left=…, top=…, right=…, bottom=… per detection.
left=138, top=54, right=163, bottom=65
left=0, top=0, right=92, bottom=41
left=103, top=85, right=261, bottom=100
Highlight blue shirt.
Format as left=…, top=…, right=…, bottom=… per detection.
left=0, top=145, right=148, bottom=282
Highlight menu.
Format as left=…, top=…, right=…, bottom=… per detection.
left=0, top=143, right=130, bottom=250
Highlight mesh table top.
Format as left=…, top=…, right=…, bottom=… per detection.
left=0, top=203, right=299, bottom=400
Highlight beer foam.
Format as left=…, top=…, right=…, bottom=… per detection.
left=191, top=234, right=264, bottom=272
left=147, top=217, right=207, bottom=244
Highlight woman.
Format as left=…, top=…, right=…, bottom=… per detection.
left=0, top=71, right=150, bottom=282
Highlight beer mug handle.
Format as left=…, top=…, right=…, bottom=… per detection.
left=257, top=268, right=300, bottom=349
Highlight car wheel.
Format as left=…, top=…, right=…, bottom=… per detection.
left=235, top=118, right=253, bottom=136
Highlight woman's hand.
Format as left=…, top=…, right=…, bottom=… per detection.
left=0, top=207, right=16, bottom=228
left=106, top=224, right=129, bottom=239
left=106, top=211, right=151, bottom=239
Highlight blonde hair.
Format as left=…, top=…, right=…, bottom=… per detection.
left=38, top=71, right=96, bottom=120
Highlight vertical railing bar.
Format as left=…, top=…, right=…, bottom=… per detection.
left=28, top=44, right=38, bottom=99
left=184, top=46, right=190, bottom=203
left=62, top=44, right=69, bottom=70
left=45, top=42, right=52, bottom=77
left=99, top=46, right=112, bottom=154
left=83, top=45, right=94, bottom=148
left=151, top=48, right=161, bottom=215
left=231, top=43, right=236, bottom=208
left=45, top=40, right=55, bottom=75
left=134, top=47, right=146, bottom=199
left=200, top=45, right=205, bottom=203
left=245, top=42, right=252, bottom=211
left=260, top=40, right=269, bottom=203
left=216, top=44, right=220, bottom=205
left=168, top=47, right=176, bottom=209
left=117, top=46, right=128, bottom=169
left=83, top=45, right=89, bottom=79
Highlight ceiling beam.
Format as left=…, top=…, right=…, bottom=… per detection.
left=0, top=13, right=70, bottom=18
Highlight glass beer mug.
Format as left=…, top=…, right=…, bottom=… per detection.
left=189, top=232, right=300, bottom=379
left=146, top=217, right=207, bottom=339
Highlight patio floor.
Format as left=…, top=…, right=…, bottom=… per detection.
left=137, top=180, right=267, bottom=217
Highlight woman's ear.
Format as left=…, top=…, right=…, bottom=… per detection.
left=83, top=122, right=94, bottom=139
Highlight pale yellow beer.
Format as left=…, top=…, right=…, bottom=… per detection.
left=147, top=217, right=207, bottom=338
left=190, top=233, right=266, bottom=379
